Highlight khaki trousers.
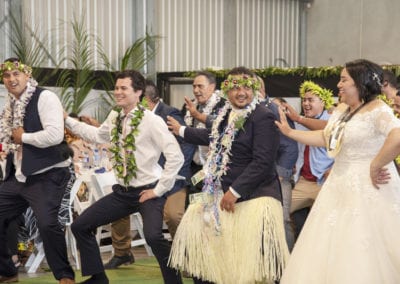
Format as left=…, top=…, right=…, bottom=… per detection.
left=111, top=187, right=187, bottom=256
left=290, top=176, right=321, bottom=214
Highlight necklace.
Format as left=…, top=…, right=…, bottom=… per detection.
left=184, top=91, right=222, bottom=127
left=202, top=98, right=258, bottom=232
left=109, top=104, right=145, bottom=185
left=0, top=79, right=37, bottom=153
left=327, top=102, right=366, bottom=157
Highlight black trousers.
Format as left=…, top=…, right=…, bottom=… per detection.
left=0, top=167, right=74, bottom=280
left=71, top=184, right=182, bottom=284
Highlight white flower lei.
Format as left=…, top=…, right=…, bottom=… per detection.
left=0, top=79, right=37, bottom=153
left=184, top=91, right=223, bottom=127
left=202, top=97, right=258, bottom=232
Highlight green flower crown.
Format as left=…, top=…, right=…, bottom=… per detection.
left=0, top=61, right=32, bottom=78
left=221, top=74, right=261, bottom=95
left=299, top=80, right=334, bottom=110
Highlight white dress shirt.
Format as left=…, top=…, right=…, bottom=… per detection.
left=17, top=90, right=70, bottom=182
left=65, top=107, right=184, bottom=196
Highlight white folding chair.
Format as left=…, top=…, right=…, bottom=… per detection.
left=24, top=240, right=45, bottom=273
left=91, top=172, right=153, bottom=256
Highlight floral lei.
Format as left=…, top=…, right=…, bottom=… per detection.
left=0, top=60, right=32, bottom=78
left=221, top=74, right=261, bottom=94
left=184, top=91, right=223, bottom=127
left=202, top=97, right=258, bottom=232
left=109, top=104, right=145, bottom=185
left=0, top=78, right=37, bottom=153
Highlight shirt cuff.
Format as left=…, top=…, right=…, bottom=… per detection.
left=229, top=186, right=241, bottom=198
left=178, top=126, right=186, bottom=138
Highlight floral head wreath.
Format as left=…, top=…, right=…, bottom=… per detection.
left=299, top=80, right=334, bottom=110
left=0, top=60, right=32, bottom=78
left=221, top=74, right=261, bottom=96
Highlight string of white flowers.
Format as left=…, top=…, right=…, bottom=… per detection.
left=202, top=97, right=258, bottom=233
left=184, top=91, right=223, bottom=127
left=0, top=78, right=37, bottom=153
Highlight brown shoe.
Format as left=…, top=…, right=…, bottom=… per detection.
left=59, top=278, right=75, bottom=284
left=0, top=274, right=18, bottom=283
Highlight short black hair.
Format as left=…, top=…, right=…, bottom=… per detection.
left=145, top=79, right=160, bottom=103
left=194, top=71, right=216, bottom=85
left=383, top=69, right=399, bottom=88
left=115, top=70, right=146, bottom=93
left=227, top=66, right=255, bottom=77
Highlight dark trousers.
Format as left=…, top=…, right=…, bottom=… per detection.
left=71, top=185, right=182, bottom=284
left=0, top=167, right=74, bottom=280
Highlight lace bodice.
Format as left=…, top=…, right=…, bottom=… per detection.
left=324, top=103, right=400, bottom=162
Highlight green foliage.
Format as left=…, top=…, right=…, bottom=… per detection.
left=185, top=65, right=344, bottom=79
left=3, top=11, right=159, bottom=122
left=186, top=65, right=400, bottom=82
left=99, top=32, right=160, bottom=120
left=4, top=12, right=58, bottom=85
left=57, top=15, right=100, bottom=115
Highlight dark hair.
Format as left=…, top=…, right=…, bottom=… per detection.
left=69, top=112, right=79, bottom=118
left=273, top=97, right=287, bottom=104
left=194, top=71, right=216, bottom=85
left=344, top=59, right=383, bottom=103
left=227, top=66, right=255, bottom=77
left=3, top=57, right=20, bottom=63
left=115, top=70, right=146, bottom=94
left=145, top=79, right=160, bottom=103
left=382, top=69, right=399, bottom=88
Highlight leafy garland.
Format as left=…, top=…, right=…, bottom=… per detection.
left=299, top=80, right=335, bottom=110
left=109, top=104, right=145, bottom=185
left=184, top=65, right=400, bottom=80
left=202, top=98, right=258, bottom=232
left=220, top=74, right=261, bottom=95
left=0, top=61, right=32, bottom=78
left=184, top=91, right=223, bottom=127
left=0, top=79, right=37, bottom=153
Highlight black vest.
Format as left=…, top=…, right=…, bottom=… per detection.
left=15, top=87, right=69, bottom=176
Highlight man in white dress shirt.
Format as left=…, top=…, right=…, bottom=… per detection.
left=0, top=58, right=75, bottom=284
left=65, top=70, right=184, bottom=284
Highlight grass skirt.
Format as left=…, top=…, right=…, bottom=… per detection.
left=169, top=196, right=289, bottom=283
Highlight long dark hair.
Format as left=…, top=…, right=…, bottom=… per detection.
left=344, top=59, right=383, bottom=103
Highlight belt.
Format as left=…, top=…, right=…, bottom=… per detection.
left=113, top=181, right=158, bottom=192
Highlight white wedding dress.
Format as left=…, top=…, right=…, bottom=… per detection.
left=281, top=103, right=400, bottom=284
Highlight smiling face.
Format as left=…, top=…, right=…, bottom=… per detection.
left=301, top=91, right=325, bottom=118
left=226, top=75, right=254, bottom=109
left=192, top=75, right=215, bottom=105
left=2, top=69, right=30, bottom=98
left=114, top=77, right=142, bottom=113
left=337, top=68, right=361, bottom=108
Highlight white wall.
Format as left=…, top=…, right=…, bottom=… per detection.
left=306, top=0, right=400, bottom=66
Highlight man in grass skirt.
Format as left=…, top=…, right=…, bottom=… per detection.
left=167, top=66, right=289, bottom=284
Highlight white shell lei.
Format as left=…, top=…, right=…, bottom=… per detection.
left=202, top=98, right=258, bottom=232
left=184, top=91, right=223, bottom=127
left=0, top=79, right=37, bottom=153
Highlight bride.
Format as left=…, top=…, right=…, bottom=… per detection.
left=276, top=59, right=400, bottom=284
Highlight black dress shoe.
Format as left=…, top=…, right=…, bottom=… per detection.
left=103, top=252, right=135, bottom=269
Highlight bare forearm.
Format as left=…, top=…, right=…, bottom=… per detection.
left=372, top=128, right=400, bottom=169
left=191, top=111, right=207, bottom=124
left=286, top=129, right=326, bottom=147
left=295, top=116, right=328, bottom=130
